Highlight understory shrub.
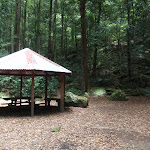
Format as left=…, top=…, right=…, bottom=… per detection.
left=109, top=90, right=128, bottom=101
left=105, top=88, right=115, bottom=95
left=124, top=89, right=147, bottom=96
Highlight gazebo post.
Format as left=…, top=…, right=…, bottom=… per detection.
left=31, top=72, right=35, bottom=117
left=45, top=75, right=48, bottom=106
left=20, top=75, right=23, bottom=106
left=60, top=73, right=65, bottom=112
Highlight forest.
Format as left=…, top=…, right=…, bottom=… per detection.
left=0, top=0, right=150, bottom=96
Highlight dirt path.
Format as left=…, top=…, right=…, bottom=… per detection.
left=0, top=96, right=149, bottom=150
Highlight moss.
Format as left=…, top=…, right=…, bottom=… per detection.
left=65, top=92, right=78, bottom=103
left=65, top=92, right=88, bottom=106
left=109, top=90, right=128, bottom=101
left=77, top=96, right=88, bottom=105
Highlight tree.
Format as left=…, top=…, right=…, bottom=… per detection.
left=48, top=0, right=53, bottom=59
left=92, top=1, right=102, bottom=79
left=36, top=0, right=41, bottom=53
left=53, top=0, right=57, bottom=61
left=61, top=0, right=64, bottom=56
left=21, top=0, right=27, bottom=49
left=79, top=0, right=89, bottom=92
left=14, top=0, right=21, bottom=51
left=126, top=0, right=131, bottom=81
left=0, top=0, right=149, bottom=93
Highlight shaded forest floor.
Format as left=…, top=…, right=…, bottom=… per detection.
left=0, top=96, right=150, bottom=150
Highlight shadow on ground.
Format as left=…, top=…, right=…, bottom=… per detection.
left=0, top=105, right=71, bottom=117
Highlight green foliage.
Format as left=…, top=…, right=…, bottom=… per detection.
left=51, top=126, right=61, bottom=132
left=0, top=92, right=10, bottom=98
left=105, top=88, right=115, bottom=95
left=91, top=87, right=106, bottom=96
left=0, top=76, right=59, bottom=98
left=124, top=89, right=147, bottom=96
left=0, top=76, right=20, bottom=97
left=109, top=90, right=128, bottom=101
left=66, top=86, right=82, bottom=96
left=121, top=81, right=138, bottom=89
left=84, top=92, right=89, bottom=97
left=0, top=0, right=150, bottom=93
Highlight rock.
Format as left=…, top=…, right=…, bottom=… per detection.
left=65, top=92, right=88, bottom=108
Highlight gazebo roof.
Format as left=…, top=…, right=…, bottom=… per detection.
left=0, top=48, right=71, bottom=76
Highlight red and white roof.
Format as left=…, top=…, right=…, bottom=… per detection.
left=0, top=48, right=71, bottom=75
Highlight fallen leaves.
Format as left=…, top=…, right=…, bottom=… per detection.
left=0, top=96, right=149, bottom=149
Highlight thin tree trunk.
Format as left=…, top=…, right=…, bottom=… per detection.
left=92, top=2, right=102, bottom=78
left=117, top=1, right=123, bottom=61
left=48, top=0, right=53, bottom=59
left=37, top=0, right=41, bottom=53
left=64, top=25, right=68, bottom=58
left=14, top=0, right=21, bottom=51
left=127, top=0, right=131, bottom=81
left=79, top=0, right=89, bottom=92
left=61, top=0, right=64, bottom=55
left=34, top=0, right=37, bottom=50
left=53, top=0, right=57, bottom=61
left=22, top=0, right=27, bottom=48
left=71, top=27, right=75, bottom=46
left=74, top=23, right=78, bottom=50
left=11, top=5, right=14, bottom=53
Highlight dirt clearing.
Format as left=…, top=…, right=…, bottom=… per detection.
left=0, top=96, right=149, bottom=150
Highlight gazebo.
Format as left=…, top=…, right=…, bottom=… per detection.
left=0, top=48, right=72, bottom=116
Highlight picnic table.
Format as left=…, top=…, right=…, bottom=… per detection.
left=3, top=96, right=42, bottom=106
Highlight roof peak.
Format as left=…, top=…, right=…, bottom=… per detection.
left=0, top=48, right=71, bottom=74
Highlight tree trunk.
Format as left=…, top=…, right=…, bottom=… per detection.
left=64, top=24, right=68, bottom=58
left=22, top=0, right=27, bottom=49
left=61, top=0, right=64, bottom=56
left=14, top=0, right=21, bottom=51
left=79, top=0, right=89, bottom=92
left=48, top=0, right=53, bottom=59
left=117, top=1, right=123, bottom=63
left=92, top=2, right=102, bottom=78
left=11, top=5, right=14, bottom=53
left=74, top=23, right=78, bottom=50
left=71, top=26, right=75, bottom=47
left=34, top=0, right=37, bottom=50
left=37, top=0, right=41, bottom=53
left=53, top=0, right=57, bottom=61
left=127, top=0, right=131, bottom=81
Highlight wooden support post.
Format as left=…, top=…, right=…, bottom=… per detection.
left=45, top=75, right=48, bottom=106
left=31, top=72, right=35, bottom=117
left=20, top=76, right=23, bottom=106
left=60, top=73, right=65, bottom=112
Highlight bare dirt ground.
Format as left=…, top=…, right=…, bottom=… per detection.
left=0, top=96, right=150, bottom=150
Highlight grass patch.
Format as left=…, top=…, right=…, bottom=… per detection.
left=91, top=87, right=106, bottom=96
